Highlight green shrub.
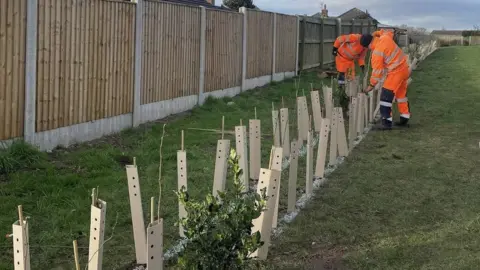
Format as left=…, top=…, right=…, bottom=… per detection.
left=175, top=149, right=268, bottom=270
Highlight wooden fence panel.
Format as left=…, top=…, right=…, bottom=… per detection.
left=204, top=9, right=243, bottom=92
left=0, top=0, right=26, bottom=140
left=322, top=19, right=337, bottom=66
left=275, top=14, right=297, bottom=73
left=246, top=10, right=274, bottom=79
left=302, top=18, right=322, bottom=68
left=36, top=0, right=135, bottom=132
left=142, top=1, right=201, bottom=104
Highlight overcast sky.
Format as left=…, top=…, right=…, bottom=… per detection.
left=216, top=0, right=480, bottom=31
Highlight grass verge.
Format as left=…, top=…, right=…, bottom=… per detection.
left=265, top=46, right=480, bottom=269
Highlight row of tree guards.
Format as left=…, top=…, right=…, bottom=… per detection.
left=6, top=40, right=437, bottom=270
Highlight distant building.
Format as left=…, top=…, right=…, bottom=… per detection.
left=431, top=30, right=463, bottom=42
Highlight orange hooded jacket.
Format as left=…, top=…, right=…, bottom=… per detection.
left=333, top=34, right=368, bottom=66
left=368, top=30, right=408, bottom=88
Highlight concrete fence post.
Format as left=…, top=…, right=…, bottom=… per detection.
left=240, top=7, right=247, bottom=91
left=336, top=18, right=342, bottom=38
left=24, top=0, right=38, bottom=144
left=198, top=7, right=206, bottom=104
left=319, top=18, right=324, bottom=69
left=133, top=0, right=144, bottom=127
left=271, top=13, right=276, bottom=81
left=298, top=16, right=306, bottom=71
left=295, top=16, right=300, bottom=75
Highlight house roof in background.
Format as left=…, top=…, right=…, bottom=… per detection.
left=431, top=30, right=464, bottom=35
left=162, top=0, right=228, bottom=10
left=310, top=7, right=378, bottom=21
left=338, top=7, right=374, bottom=20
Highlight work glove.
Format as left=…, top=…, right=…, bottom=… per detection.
left=360, top=65, right=365, bottom=73
left=332, top=46, right=338, bottom=56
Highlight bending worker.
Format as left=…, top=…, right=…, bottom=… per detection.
left=332, top=33, right=373, bottom=87
left=363, top=30, right=411, bottom=130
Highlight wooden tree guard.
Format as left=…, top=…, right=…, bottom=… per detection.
left=328, top=109, right=338, bottom=166
left=280, top=108, right=290, bottom=157
left=310, top=90, right=322, bottom=132
left=249, top=119, right=261, bottom=180
left=235, top=125, right=249, bottom=191
left=347, top=78, right=358, bottom=97
left=125, top=165, right=147, bottom=264
left=296, top=96, right=309, bottom=142
left=363, top=94, right=369, bottom=129
left=356, top=93, right=364, bottom=135
left=368, top=92, right=374, bottom=123
left=306, top=130, right=314, bottom=195
left=322, top=86, right=333, bottom=122
left=147, top=219, right=164, bottom=270
left=272, top=108, right=281, bottom=147
left=287, top=140, right=299, bottom=212
left=250, top=168, right=280, bottom=260
left=88, top=198, right=107, bottom=270
left=213, top=139, right=231, bottom=195
left=269, top=146, right=284, bottom=229
left=314, top=119, right=330, bottom=178
left=336, top=108, right=349, bottom=157
left=12, top=206, right=30, bottom=270
left=177, top=133, right=187, bottom=237
left=348, top=97, right=358, bottom=149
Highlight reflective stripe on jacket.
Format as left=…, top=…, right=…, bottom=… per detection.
left=333, top=34, right=367, bottom=66
left=369, top=32, right=408, bottom=86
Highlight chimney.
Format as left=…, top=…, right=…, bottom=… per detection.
left=206, top=0, right=215, bottom=5
left=321, top=4, right=328, bottom=18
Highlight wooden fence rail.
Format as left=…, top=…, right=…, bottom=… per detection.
left=0, top=0, right=377, bottom=150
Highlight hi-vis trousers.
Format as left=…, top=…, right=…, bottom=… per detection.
left=379, top=65, right=411, bottom=126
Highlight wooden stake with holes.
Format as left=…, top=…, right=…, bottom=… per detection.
left=272, top=104, right=281, bottom=147
left=12, top=205, right=30, bottom=270
left=280, top=107, right=290, bottom=157
left=213, top=117, right=231, bottom=196
left=269, top=146, right=283, bottom=229
left=329, top=109, right=338, bottom=166
left=322, top=86, right=333, bottom=122
left=73, top=240, right=80, bottom=270
left=235, top=123, right=249, bottom=191
left=306, top=128, right=314, bottom=195
left=336, top=108, right=349, bottom=156
left=287, top=140, right=299, bottom=212
left=315, top=119, right=330, bottom=178
left=249, top=117, right=261, bottom=180
left=177, top=130, right=187, bottom=237
left=147, top=197, right=164, bottom=270
left=88, top=190, right=107, bottom=269
left=250, top=168, right=280, bottom=260
left=349, top=97, right=357, bottom=149
left=125, top=164, right=147, bottom=264
left=310, top=90, right=322, bottom=132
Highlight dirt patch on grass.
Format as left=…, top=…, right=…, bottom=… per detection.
left=309, top=246, right=348, bottom=270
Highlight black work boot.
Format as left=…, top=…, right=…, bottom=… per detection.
left=372, top=118, right=393, bottom=131
left=394, top=117, right=410, bottom=128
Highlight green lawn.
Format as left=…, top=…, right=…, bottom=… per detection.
left=265, top=46, right=480, bottom=269
left=0, top=71, right=340, bottom=269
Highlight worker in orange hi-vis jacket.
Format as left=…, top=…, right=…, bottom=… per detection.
left=332, top=33, right=372, bottom=87
left=363, top=31, right=411, bottom=130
